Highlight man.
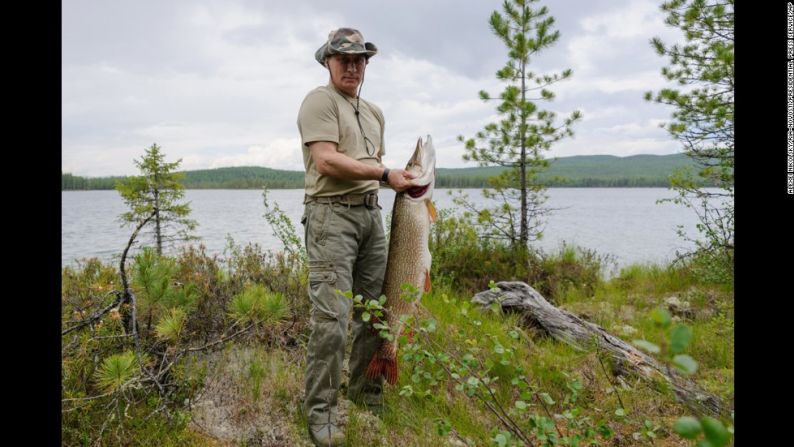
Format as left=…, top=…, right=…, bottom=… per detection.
left=297, top=28, right=414, bottom=446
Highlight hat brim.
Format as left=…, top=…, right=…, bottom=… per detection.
left=315, top=42, right=378, bottom=66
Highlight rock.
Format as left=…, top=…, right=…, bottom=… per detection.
left=664, top=296, right=695, bottom=320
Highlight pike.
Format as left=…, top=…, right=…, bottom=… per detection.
left=367, top=135, right=437, bottom=385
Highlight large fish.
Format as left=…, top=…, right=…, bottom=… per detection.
left=367, top=135, right=437, bottom=385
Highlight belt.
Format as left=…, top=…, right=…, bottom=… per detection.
left=304, top=192, right=379, bottom=208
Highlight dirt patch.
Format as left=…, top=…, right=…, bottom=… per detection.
left=188, top=345, right=313, bottom=446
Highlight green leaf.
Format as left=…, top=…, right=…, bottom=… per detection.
left=361, top=311, right=370, bottom=322
left=614, top=408, right=626, bottom=417
left=494, top=433, right=507, bottom=447
left=672, top=355, right=698, bottom=375
left=489, top=302, right=502, bottom=314
left=650, top=308, right=672, bottom=328
left=669, top=325, right=693, bottom=354
left=673, top=416, right=702, bottom=439
left=515, top=400, right=527, bottom=410
left=701, top=417, right=730, bottom=446
left=540, top=392, right=555, bottom=405
left=597, top=422, right=614, bottom=438
left=632, top=339, right=661, bottom=354
left=399, top=385, right=413, bottom=397
left=435, top=418, right=452, bottom=437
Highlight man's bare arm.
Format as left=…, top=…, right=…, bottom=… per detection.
left=308, top=141, right=415, bottom=192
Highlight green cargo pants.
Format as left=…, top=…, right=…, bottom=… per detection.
left=301, top=198, right=386, bottom=427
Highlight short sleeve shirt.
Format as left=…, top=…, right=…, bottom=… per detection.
left=297, top=84, right=385, bottom=197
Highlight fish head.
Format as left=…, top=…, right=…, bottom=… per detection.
left=403, top=135, right=436, bottom=202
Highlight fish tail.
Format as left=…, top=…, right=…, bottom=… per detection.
left=367, top=350, right=399, bottom=385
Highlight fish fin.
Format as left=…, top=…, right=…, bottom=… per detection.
left=424, top=269, right=432, bottom=292
left=426, top=200, right=437, bottom=223
left=367, top=353, right=399, bottom=385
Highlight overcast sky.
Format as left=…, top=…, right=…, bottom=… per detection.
left=62, top=0, right=685, bottom=177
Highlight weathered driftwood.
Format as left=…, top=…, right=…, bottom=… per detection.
left=472, top=281, right=725, bottom=418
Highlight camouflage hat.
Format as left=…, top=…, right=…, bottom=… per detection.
left=315, top=28, right=378, bottom=66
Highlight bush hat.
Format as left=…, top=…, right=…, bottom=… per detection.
left=315, top=28, right=378, bottom=66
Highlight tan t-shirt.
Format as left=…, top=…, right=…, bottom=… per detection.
left=297, top=84, right=385, bottom=197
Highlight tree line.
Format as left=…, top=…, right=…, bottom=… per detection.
left=63, top=155, right=717, bottom=191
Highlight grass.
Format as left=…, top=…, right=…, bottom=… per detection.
left=62, top=242, right=733, bottom=446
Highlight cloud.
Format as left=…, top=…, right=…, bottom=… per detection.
left=566, top=0, right=684, bottom=76
left=190, top=139, right=304, bottom=171
left=63, top=0, right=691, bottom=177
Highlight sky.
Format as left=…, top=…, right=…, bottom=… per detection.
left=62, top=0, right=686, bottom=177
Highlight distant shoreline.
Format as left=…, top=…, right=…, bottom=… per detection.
left=63, top=153, right=722, bottom=191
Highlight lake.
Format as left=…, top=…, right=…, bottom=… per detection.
left=62, top=188, right=712, bottom=275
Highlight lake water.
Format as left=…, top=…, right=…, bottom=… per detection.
left=62, top=188, right=712, bottom=275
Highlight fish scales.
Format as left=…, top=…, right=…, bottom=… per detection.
left=367, top=135, right=436, bottom=385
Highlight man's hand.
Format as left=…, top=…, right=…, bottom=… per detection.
left=386, top=169, right=416, bottom=192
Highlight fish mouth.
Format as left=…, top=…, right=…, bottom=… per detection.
left=402, top=135, right=436, bottom=201
left=406, top=183, right=431, bottom=198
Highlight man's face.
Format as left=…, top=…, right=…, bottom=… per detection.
left=328, top=54, right=367, bottom=97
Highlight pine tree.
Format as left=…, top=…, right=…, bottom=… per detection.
left=116, top=143, right=197, bottom=256
left=646, top=0, right=734, bottom=279
left=458, top=0, right=581, bottom=248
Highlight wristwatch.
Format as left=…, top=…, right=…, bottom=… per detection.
left=381, top=168, right=390, bottom=183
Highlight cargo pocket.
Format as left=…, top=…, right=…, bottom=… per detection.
left=308, top=269, right=336, bottom=284
left=309, top=203, right=333, bottom=246
left=308, top=260, right=339, bottom=320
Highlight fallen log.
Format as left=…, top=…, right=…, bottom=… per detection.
left=472, top=281, right=726, bottom=418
